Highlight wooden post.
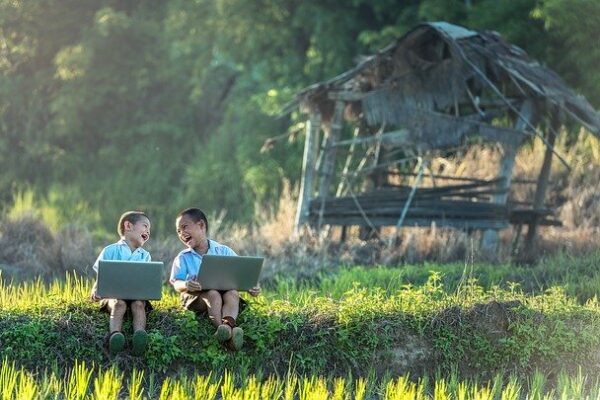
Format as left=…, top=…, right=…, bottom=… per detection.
left=317, top=101, right=345, bottom=229
left=295, top=112, right=321, bottom=231
left=524, top=114, right=560, bottom=248
left=481, top=100, right=534, bottom=253
left=359, top=125, right=386, bottom=240
left=336, top=126, right=361, bottom=197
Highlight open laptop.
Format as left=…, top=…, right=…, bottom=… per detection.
left=96, top=260, right=164, bottom=300
left=196, top=255, right=264, bottom=291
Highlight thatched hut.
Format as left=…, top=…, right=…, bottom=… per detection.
left=287, top=22, right=600, bottom=250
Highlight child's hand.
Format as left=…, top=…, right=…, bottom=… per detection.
left=90, top=291, right=102, bottom=301
left=248, top=285, right=261, bottom=297
left=186, top=280, right=202, bottom=293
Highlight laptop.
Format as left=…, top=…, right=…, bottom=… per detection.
left=196, top=255, right=264, bottom=291
left=96, top=260, right=164, bottom=300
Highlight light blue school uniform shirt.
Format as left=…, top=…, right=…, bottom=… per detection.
left=170, top=239, right=237, bottom=283
left=92, top=239, right=152, bottom=273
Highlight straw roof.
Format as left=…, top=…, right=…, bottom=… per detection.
left=290, top=22, right=600, bottom=151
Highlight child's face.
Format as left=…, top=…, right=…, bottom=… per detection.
left=124, top=216, right=151, bottom=248
left=175, top=214, right=206, bottom=249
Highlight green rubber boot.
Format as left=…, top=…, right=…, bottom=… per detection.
left=132, top=329, right=148, bottom=356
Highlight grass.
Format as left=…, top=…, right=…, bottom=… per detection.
left=274, top=249, right=600, bottom=302
left=1, top=253, right=600, bottom=378
left=2, top=251, right=600, bottom=398
left=3, top=361, right=600, bottom=399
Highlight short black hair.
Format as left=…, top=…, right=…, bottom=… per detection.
left=177, top=208, right=209, bottom=234
left=117, top=211, right=149, bottom=237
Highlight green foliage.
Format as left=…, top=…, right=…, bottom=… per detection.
left=532, top=0, right=600, bottom=105
left=1, top=0, right=598, bottom=229
left=5, top=188, right=100, bottom=234
left=286, top=249, right=600, bottom=303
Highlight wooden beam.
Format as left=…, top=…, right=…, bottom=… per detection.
left=524, top=113, right=560, bottom=247
left=336, top=127, right=360, bottom=197
left=311, top=216, right=509, bottom=230
left=295, top=112, right=321, bottom=231
left=330, top=129, right=410, bottom=148
left=328, top=91, right=368, bottom=101
left=317, top=101, right=345, bottom=229
left=481, top=100, right=535, bottom=252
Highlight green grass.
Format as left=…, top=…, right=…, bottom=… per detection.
left=2, top=361, right=600, bottom=399
left=277, top=249, right=600, bottom=302
left=1, top=264, right=600, bottom=377
left=2, top=251, right=600, bottom=398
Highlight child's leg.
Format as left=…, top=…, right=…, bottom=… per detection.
left=130, top=301, right=146, bottom=332
left=196, top=290, right=224, bottom=327
left=222, top=290, right=240, bottom=321
left=185, top=290, right=224, bottom=325
left=108, top=299, right=127, bottom=332
left=219, top=290, right=243, bottom=350
left=130, top=301, right=148, bottom=356
left=106, top=299, right=126, bottom=355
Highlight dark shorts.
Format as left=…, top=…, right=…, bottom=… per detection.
left=99, top=299, right=153, bottom=314
left=180, top=290, right=247, bottom=313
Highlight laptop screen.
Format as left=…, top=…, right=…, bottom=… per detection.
left=97, top=260, right=164, bottom=300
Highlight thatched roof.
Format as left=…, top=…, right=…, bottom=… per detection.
left=290, top=22, right=600, bottom=151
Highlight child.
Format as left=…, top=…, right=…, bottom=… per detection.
left=170, top=207, right=260, bottom=351
left=90, top=210, right=152, bottom=356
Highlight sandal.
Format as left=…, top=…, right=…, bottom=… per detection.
left=108, top=331, right=125, bottom=355
left=131, top=329, right=148, bottom=356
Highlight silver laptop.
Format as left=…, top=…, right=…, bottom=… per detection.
left=96, top=260, right=164, bottom=300
left=197, top=255, right=264, bottom=291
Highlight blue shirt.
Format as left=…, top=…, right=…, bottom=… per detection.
left=170, top=239, right=237, bottom=283
left=92, top=239, right=152, bottom=273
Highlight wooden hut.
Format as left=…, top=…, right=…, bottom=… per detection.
left=287, top=22, right=600, bottom=250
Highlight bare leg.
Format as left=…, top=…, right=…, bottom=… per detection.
left=108, top=299, right=127, bottom=332
left=222, top=290, right=240, bottom=320
left=191, top=290, right=222, bottom=327
left=221, top=290, right=243, bottom=351
left=130, top=301, right=146, bottom=332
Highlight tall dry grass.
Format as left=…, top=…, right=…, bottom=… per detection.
left=0, top=130, right=598, bottom=281
left=226, top=129, right=600, bottom=279
left=0, top=213, right=94, bottom=280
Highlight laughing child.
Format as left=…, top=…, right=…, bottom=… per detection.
left=169, top=208, right=260, bottom=351
left=90, top=211, right=152, bottom=356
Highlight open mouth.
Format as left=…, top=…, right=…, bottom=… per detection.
left=180, top=234, right=192, bottom=245
left=141, top=233, right=149, bottom=241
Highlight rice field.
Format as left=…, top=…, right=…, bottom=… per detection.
left=3, top=360, right=600, bottom=399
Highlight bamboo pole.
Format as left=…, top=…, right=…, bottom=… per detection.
left=481, top=100, right=535, bottom=253
left=317, top=101, right=345, bottom=229
left=295, top=112, right=321, bottom=231
left=524, top=113, right=560, bottom=248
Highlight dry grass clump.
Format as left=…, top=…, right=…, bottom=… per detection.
left=0, top=213, right=58, bottom=278
left=0, top=213, right=94, bottom=280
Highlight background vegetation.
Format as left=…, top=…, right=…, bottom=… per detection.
left=1, top=0, right=599, bottom=237
left=2, top=2, right=600, bottom=398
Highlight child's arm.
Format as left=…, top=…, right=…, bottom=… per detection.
left=90, top=246, right=109, bottom=301
left=172, top=279, right=202, bottom=294
left=90, top=280, right=101, bottom=301
left=170, top=256, right=203, bottom=294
